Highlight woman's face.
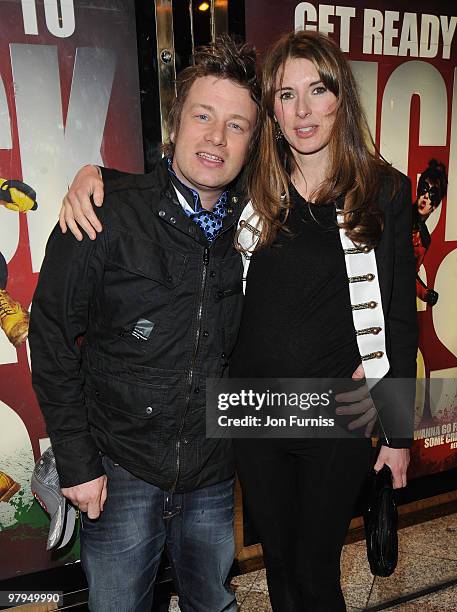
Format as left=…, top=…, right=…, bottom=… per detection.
left=273, top=57, right=338, bottom=165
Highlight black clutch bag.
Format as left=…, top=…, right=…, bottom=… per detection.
left=363, top=465, right=398, bottom=577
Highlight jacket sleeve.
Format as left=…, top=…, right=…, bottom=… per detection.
left=99, top=166, right=131, bottom=182
left=385, top=175, right=418, bottom=448
left=29, top=223, right=107, bottom=487
left=388, top=175, right=418, bottom=376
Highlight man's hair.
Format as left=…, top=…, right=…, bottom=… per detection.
left=164, top=35, right=261, bottom=162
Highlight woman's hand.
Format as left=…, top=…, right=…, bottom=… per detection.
left=374, top=445, right=410, bottom=488
left=335, top=364, right=378, bottom=438
left=59, top=165, right=104, bottom=241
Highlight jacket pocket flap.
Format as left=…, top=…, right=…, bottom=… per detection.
left=109, top=233, right=187, bottom=288
left=86, top=373, right=166, bottom=419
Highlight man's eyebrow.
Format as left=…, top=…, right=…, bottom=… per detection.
left=191, top=103, right=215, bottom=112
left=229, top=113, right=251, bottom=124
left=191, top=103, right=252, bottom=125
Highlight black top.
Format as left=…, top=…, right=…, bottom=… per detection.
left=230, top=189, right=360, bottom=379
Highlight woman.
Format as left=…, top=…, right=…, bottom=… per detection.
left=230, top=31, right=416, bottom=611
left=59, top=31, right=417, bottom=612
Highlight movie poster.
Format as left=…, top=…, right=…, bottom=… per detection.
left=0, top=0, right=143, bottom=578
left=245, top=1, right=457, bottom=478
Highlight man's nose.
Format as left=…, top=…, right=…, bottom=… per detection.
left=206, top=121, right=227, bottom=146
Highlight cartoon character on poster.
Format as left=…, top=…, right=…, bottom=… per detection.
left=413, top=161, right=450, bottom=429
left=412, top=160, right=448, bottom=307
left=0, top=179, right=38, bottom=346
left=0, top=180, right=38, bottom=531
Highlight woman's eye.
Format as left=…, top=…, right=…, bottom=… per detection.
left=229, top=123, right=242, bottom=131
left=312, top=86, right=327, bottom=95
left=279, top=91, right=294, bottom=100
left=197, top=114, right=209, bottom=120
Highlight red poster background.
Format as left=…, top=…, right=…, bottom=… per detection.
left=0, top=0, right=143, bottom=578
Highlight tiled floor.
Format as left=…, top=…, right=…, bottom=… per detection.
left=169, top=512, right=457, bottom=611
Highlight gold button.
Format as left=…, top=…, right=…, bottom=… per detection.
left=367, top=273, right=375, bottom=281
left=375, top=351, right=384, bottom=358
left=232, top=196, right=239, bottom=204
left=239, top=220, right=246, bottom=227
left=373, top=327, right=381, bottom=334
left=369, top=301, right=377, bottom=308
left=363, top=246, right=370, bottom=253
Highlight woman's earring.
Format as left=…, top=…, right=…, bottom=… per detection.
left=273, top=119, right=283, bottom=141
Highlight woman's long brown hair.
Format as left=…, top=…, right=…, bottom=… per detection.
left=243, top=30, right=397, bottom=251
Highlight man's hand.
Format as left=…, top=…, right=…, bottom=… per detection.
left=59, top=165, right=104, bottom=241
left=61, top=474, right=107, bottom=519
left=334, top=364, right=377, bottom=437
left=374, top=446, right=410, bottom=489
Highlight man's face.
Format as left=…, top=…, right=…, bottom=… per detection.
left=171, top=76, right=258, bottom=203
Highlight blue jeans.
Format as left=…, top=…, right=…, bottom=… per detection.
left=80, top=455, right=236, bottom=612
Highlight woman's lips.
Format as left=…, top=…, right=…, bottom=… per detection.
left=295, top=125, right=318, bottom=138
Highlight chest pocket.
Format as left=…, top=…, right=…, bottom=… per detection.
left=109, top=233, right=186, bottom=286
left=100, top=233, right=188, bottom=340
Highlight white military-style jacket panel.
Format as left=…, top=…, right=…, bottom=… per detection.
left=236, top=201, right=389, bottom=382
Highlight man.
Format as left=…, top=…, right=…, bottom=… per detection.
left=29, top=36, right=260, bottom=612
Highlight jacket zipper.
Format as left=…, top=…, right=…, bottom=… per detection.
left=171, top=246, right=210, bottom=491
